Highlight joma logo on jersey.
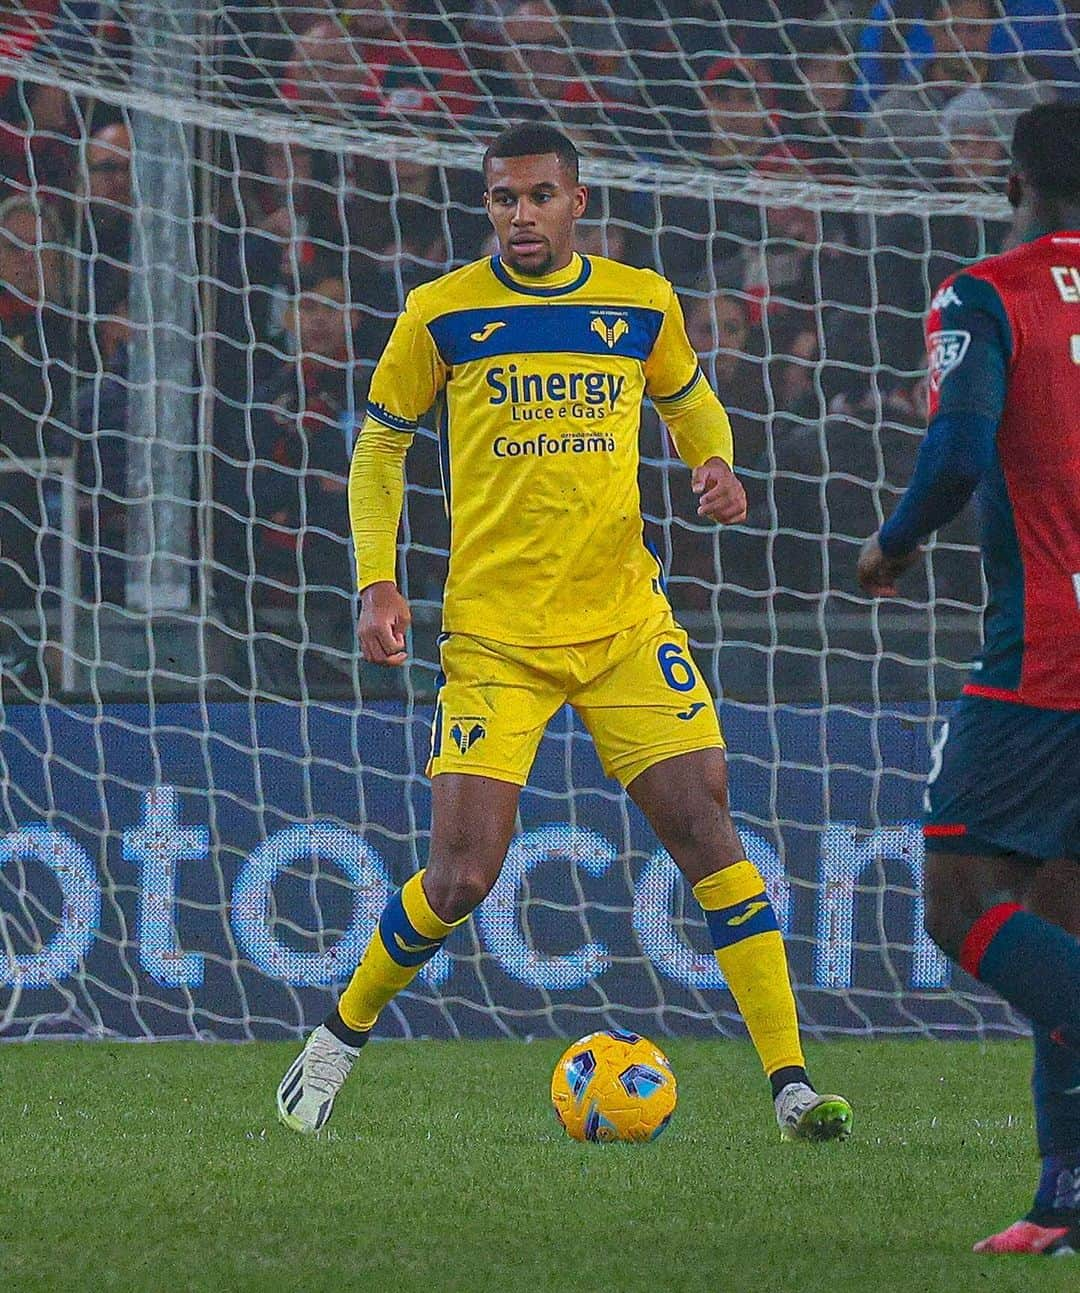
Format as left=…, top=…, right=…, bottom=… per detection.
left=486, top=364, right=625, bottom=421
left=469, top=320, right=506, bottom=342
left=590, top=315, right=629, bottom=348
left=927, top=329, right=971, bottom=392
left=449, top=718, right=486, bottom=755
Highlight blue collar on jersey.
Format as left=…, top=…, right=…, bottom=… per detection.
left=489, top=253, right=592, bottom=297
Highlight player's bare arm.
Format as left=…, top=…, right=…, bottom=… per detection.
left=359, top=580, right=410, bottom=666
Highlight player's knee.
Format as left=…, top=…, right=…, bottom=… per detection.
left=922, top=858, right=975, bottom=960
left=655, top=763, right=731, bottom=844
left=923, top=895, right=964, bottom=961
left=423, top=859, right=495, bottom=923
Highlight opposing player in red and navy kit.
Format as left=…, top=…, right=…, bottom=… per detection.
left=860, top=103, right=1080, bottom=1257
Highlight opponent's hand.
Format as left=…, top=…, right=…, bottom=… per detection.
left=359, top=580, right=411, bottom=665
left=857, top=533, right=921, bottom=597
left=692, top=457, right=747, bottom=524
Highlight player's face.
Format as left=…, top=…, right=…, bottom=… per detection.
left=484, top=153, right=587, bottom=276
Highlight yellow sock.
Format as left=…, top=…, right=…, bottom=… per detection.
left=338, top=870, right=465, bottom=1033
left=693, top=861, right=805, bottom=1077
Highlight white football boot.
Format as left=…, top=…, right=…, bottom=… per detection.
left=276, top=1024, right=362, bottom=1134
left=775, top=1082, right=853, bottom=1142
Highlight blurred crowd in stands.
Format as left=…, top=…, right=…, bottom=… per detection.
left=2, top=0, right=1075, bottom=693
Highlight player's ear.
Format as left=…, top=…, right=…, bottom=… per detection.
left=573, top=184, right=588, bottom=219
left=1006, top=172, right=1022, bottom=209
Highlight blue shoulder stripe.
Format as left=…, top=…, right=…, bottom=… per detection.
left=366, top=401, right=418, bottom=432
left=426, top=303, right=664, bottom=367
left=652, top=367, right=704, bottom=404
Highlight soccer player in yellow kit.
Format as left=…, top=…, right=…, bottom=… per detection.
left=277, top=123, right=852, bottom=1142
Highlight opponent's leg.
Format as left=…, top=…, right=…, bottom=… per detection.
left=628, top=746, right=852, bottom=1142
left=929, top=853, right=1080, bottom=1255
left=277, top=773, right=520, bottom=1133
left=924, top=852, right=1080, bottom=1052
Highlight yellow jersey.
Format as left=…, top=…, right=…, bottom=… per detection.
left=361, top=251, right=732, bottom=646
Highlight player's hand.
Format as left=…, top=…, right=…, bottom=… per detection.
left=692, top=457, right=746, bottom=525
left=358, top=581, right=411, bottom=666
left=857, top=533, right=921, bottom=597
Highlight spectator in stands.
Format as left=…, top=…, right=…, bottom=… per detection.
left=683, top=291, right=768, bottom=473
left=215, top=0, right=339, bottom=108
left=343, top=0, right=482, bottom=123
left=780, top=27, right=861, bottom=180
left=345, top=123, right=485, bottom=349
left=860, top=0, right=1046, bottom=185
left=238, top=260, right=362, bottom=693
left=80, top=121, right=132, bottom=318
left=0, top=194, right=72, bottom=614
left=0, top=0, right=79, bottom=202
left=214, top=139, right=363, bottom=411
left=870, top=87, right=1012, bottom=379
left=657, top=57, right=780, bottom=289
left=856, top=0, right=1080, bottom=111
left=736, top=154, right=871, bottom=405
left=940, top=83, right=1013, bottom=188
left=465, top=1, right=643, bottom=152
left=75, top=277, right=130, bottom=605
left=283, top=18, right=380, bottom=121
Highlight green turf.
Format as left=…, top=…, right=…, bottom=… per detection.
left=1, top=1039, right=1075, bottom=1291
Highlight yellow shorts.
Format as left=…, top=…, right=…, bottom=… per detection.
left=427, top=609, right=724, bottom=788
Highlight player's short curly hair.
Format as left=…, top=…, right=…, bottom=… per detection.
left=1012, top=103, right=1080, bottom=201
left=482, top=122, right=579, bottom=183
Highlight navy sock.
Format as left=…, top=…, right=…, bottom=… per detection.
left=323, top=1007, right=372, bottom=1050
left=769, top=1065, right=811, bottom=1100
left=1032, top=1150, right=1080, bottom=1222
left=1034, top=1026, right=1080, bottom=1157
left=1030, top=1028, right=1080, bottom=1221
left=960, top=905, right=1080, bottom=1052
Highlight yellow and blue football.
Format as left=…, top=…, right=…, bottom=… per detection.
left=551, top=1029, right=676, bottom=1143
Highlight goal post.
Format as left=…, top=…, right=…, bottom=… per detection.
left=0, top=2, right=1028, bottom=1041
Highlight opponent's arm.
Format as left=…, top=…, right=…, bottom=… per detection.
left=859, top=276, right=1011, bottom=596
left=646, top=282, right=746, bottom=525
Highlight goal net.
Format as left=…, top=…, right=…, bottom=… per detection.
left=0, top=1, right=1045, bottom=1041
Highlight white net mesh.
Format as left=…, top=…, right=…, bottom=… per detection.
left=0, top=0, right=1049, bottom=1040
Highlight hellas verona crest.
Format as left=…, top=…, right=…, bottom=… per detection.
left=590, top=315, right=629, bottom=348
left=449, top=717, right=487, bottom=755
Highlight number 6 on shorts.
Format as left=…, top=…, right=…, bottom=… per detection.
left=657, top=642, right=697, bottom=693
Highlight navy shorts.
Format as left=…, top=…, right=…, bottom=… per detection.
left=924, top=695, right=1080, bottom=861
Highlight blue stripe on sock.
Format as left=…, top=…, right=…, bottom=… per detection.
left=378, top=889, right=447, bottom=967
left=704, top=892, right=780, bottom=950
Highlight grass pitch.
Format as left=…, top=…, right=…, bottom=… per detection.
left=2, top=1039, right=1075, bottom=1292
